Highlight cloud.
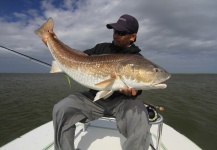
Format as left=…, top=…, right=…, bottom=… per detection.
left=0, top=0, right=217, bottom=73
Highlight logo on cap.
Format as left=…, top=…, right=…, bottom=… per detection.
left=119, top=18, right=126, bottom=22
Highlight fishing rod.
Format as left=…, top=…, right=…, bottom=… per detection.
left=0, top=45, right=73, bottom=90
left=0, top=45, right=51, bottom=68
left=144, top=101, right=164, bottom=111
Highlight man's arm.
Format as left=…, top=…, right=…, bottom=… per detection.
left=83, top=44, right=101, bottom=55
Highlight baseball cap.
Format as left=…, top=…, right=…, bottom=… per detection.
left=106, top=14, right=139, bottom=33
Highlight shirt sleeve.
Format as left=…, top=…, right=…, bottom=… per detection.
left=83, top=44, right=100, bottom=55
left=83, top=47, right=95, bottom=55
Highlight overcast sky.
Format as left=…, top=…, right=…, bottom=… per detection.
left=0, top=0, right=217, bottom=73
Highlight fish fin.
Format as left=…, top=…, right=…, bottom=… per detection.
left=94, top=90, right=114, bottom=101
left=95, top=72, right=122, bottom=88
left=34, top=18, right=54, bottom=39
left=95, top=78, right=115, bottom=88
left=95, top=73, right=127, bottom=90
left=50, top=61, right=63, bottom=73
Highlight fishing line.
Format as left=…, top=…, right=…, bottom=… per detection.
left=65, top=73, right=73, bottom=91
left=0, top=45, right=51, bottom=68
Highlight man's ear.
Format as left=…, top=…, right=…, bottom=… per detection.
left=130, top=33, right=137, bottom=42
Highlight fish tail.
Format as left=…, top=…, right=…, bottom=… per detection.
left=34, top=18, right=54, bottom=39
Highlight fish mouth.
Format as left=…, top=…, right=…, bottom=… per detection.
left=152, top=74, right=171, bottom=89
left=153, top=83, right=167, bottom=89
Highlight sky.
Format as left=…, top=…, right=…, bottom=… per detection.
left=0, top=0, right=217, bottom=73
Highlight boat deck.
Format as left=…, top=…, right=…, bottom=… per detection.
left=1, top=118, right=201, bottom=150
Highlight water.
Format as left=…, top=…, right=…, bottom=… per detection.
left=0, top=73, right=217, bottom=150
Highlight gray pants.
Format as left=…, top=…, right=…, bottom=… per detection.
left=53, top=93, right=150, bottom=150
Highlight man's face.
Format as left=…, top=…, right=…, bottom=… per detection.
left=113, top=30, right=136, bottom=47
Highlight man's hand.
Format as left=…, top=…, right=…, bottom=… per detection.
left=42, top=30, right=57, bottom=46
left=119, top=87, right=137, bottom=96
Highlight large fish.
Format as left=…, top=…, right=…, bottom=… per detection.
left=35, top=18, right=171, bottom=101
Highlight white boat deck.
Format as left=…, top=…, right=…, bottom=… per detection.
left=1, top=117, right=201, bottom=150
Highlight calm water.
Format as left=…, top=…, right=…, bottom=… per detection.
left=0, top=73, right=217, bottom=150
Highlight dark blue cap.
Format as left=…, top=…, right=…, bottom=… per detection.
left=106, top=14, right=139, bottom=33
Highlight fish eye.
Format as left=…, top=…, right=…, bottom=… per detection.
left=153, top=68, right=162, bottom=73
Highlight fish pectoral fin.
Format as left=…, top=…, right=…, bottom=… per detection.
left=95, top=72, right=121, bottom=88
left=94, top=90, right=114, bottom=102
left=95, top=78, right=115, bottom=88
left=50, top=61, right=63, bottom=73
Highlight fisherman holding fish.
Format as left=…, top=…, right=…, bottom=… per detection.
left=36, top=14, right=170, bottom=150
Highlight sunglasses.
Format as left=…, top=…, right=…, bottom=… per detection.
left=113, top=30, right=132, bottom=36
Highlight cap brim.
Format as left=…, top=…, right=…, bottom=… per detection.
left=106, top=23, right=128, bottom=32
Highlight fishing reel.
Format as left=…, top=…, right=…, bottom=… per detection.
left=144, top=102, right=164, bottom=122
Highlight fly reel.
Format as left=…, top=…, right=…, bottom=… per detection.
left=144, top=102, right=164, bottom=122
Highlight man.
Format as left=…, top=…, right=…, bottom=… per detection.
left=51, top=14, right=151, bottom=150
